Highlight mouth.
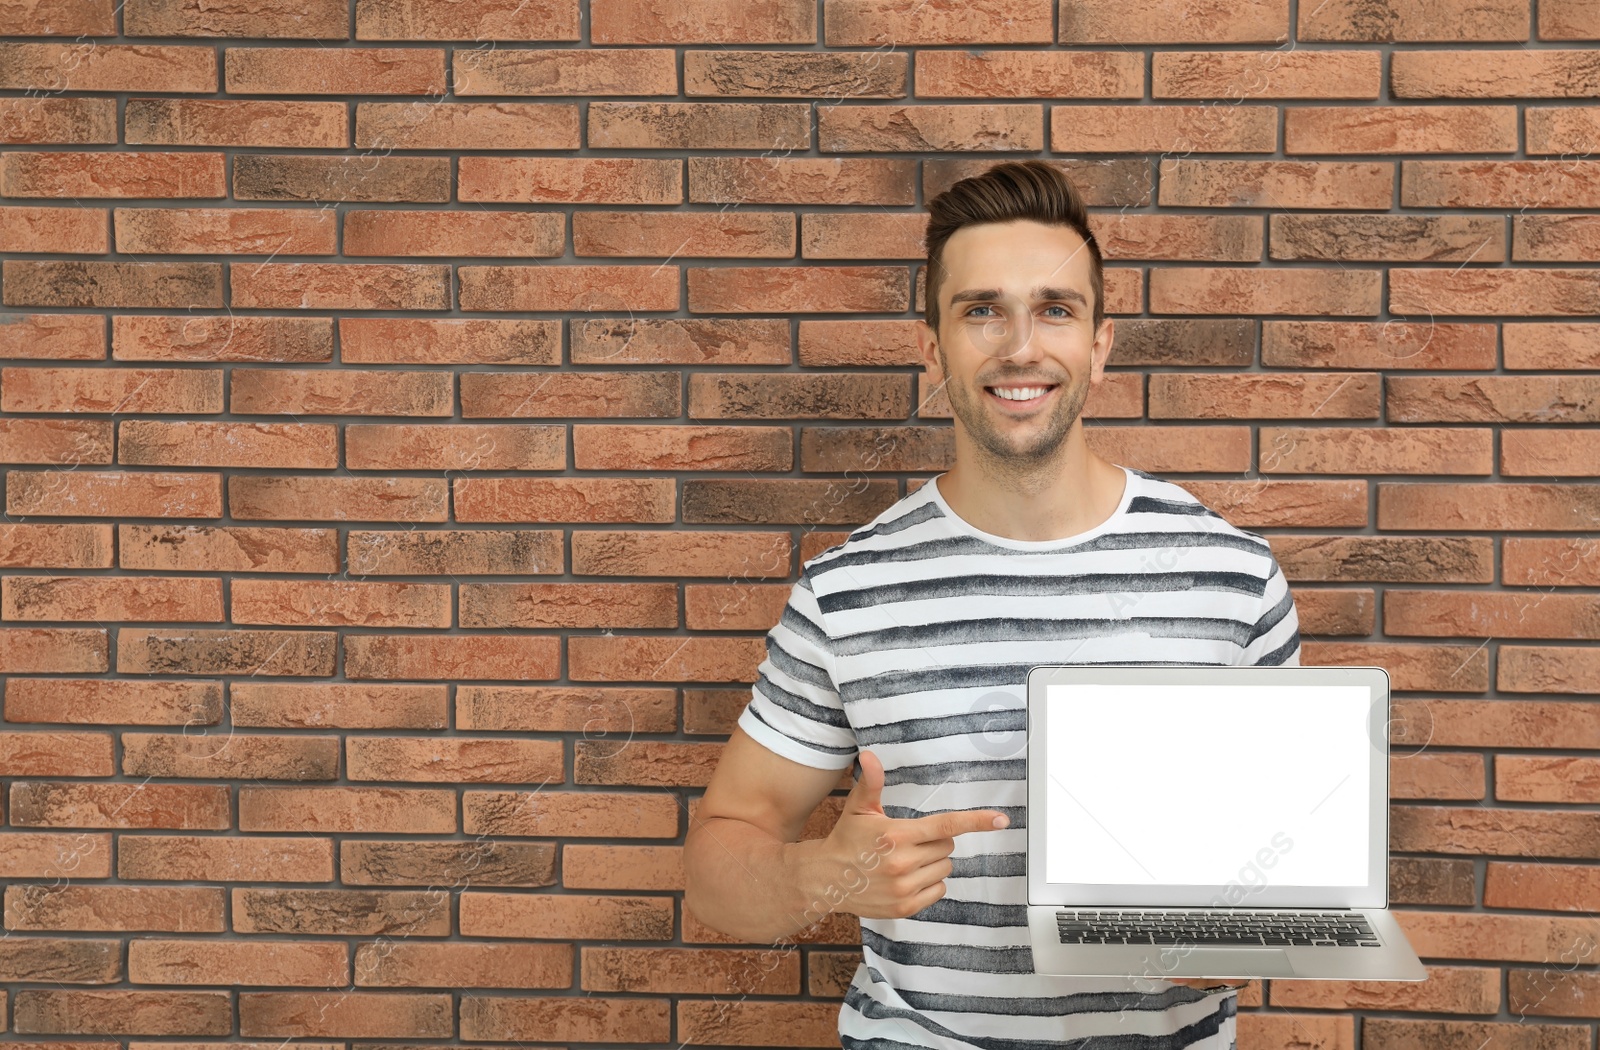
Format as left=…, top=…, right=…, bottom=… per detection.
left=984, top=383, right=1059, bottom=409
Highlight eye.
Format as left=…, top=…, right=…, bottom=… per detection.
left=1043, top=304, right=1071, bottom=318
left=965, top=305, right=994, bottom=318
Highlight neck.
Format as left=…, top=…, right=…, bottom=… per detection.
left=935, top=427, right=1123, bottom=542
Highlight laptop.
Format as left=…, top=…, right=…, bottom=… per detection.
left=1024, top=664, right=1427, bottom=982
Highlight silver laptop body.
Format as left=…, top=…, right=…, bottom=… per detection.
left=1025, top=664, right=1426, bottom=981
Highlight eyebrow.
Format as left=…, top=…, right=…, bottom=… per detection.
left=948, top=286, right=1089, bottom=308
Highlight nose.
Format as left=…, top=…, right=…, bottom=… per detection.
left=975, top=294, right=1044, bottom=363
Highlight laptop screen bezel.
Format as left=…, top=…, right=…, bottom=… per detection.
left=1025, top=664, right=1390, bottom=910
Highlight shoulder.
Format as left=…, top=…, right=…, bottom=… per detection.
left=798, top=481, right=946, bottom=577
left=1125, top=467, right=1278, bottom=564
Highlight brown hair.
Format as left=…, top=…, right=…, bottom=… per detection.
left=923, top=160, right=1104, bottom=338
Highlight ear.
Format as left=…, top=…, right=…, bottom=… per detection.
left=915, top=317, right=944, bottom=384
left=1088, top=316, right=1115, bottom=385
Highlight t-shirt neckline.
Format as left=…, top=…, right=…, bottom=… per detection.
left=927, top=464, right=1136, bottom=551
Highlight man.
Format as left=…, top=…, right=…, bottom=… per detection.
left=684, top=160, right=1301, bottom=1050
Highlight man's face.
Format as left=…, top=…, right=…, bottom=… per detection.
left=917, top=219, right=1114, bottom=466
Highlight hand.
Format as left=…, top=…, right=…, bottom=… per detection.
left=801, top=749, right=1010, bottom=921
left=1164, top=976, right=1251, bottom=992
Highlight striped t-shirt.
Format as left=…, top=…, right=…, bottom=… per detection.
left=738, top=463, right=1302, bottom=1050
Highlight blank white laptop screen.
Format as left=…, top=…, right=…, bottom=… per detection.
left=1044, top=684, right=1371, bottom=888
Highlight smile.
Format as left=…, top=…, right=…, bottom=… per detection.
left=985, top=384, right=1058, bottom=406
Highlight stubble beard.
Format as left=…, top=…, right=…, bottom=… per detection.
left=939, top=345, right=1089, bottom=480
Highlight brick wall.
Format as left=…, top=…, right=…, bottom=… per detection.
left=2, top=0, right=1599, bottom=1047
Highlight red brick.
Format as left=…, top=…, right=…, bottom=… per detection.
left=572, top=317, right=790, bottom=365
left=120, top=524, right=336, bottom=573
left=1258, top=426, right=1492, bottom=475
left=0, top=731, right=114, bottom=775
left=354, top=101, right=578, bottom=150
left=826, top=0, right=1050, bottom=44
left=0, top=205, right=108, bottom=253
left=688, top=49, right=906, bottom=98
left=455, top=47, right=677, bottom=95
left=453, top=477, right=675, bottom=523
left=575, top=209, right=793, bottom=258
left=114, top=314, right=333, bottom=362
left=4, top=261, right=218, bottom=310
left=1151, top=372, right=1379, bottom=419
left=1262, top=320, right=1497, bottom=370
left=462, top=891, right=672, bottom=940
left=1402, top=160, right=1600, bottom=209
left=119, top=421, right=336, bottom=469
left=0, top=523, right=111, bottom=570
left=564, top=844, right=685, bottom=890
left=0, top=627, right=108, bottom=673
left=0, top=419, right=110, bottom=466
left=583, top=946, right=797, bottom=995
left=808, top=949, right=862, bottom=997
left=686, top=584, right=791, bottom=631
left=3, top=575, right=221, bottom=623
left=678, top=1000, right=842, bottom=1046
left=239, top=787, right=454, bottom=834
left=592, top=0, right=812, bottom=42
left=1062, top=0, right=1288, bottom=41
left=0, top=43, right=218, bottom=92
left=231, top=579, right=449, bottom=628
left=238, top=989, right=452, bottom=1036
left=1287, top=105, right=1516, bottom=153
left=1150, top=267, right=1379, bottom=315
left=224, top=47, right=445, bottom=94
left=569, top=635, right=767, bottom=683
left=457, top=262, right=675, bottom=312
left=1391, top=753, right=1486, bottom=800
left=8, top=470, right=221, bottom=518
left=345, top=210, right=562, bottom=258
left=1055, top=104, right=1276, bottom=153
left=0, top=314, right=104, bottom=359
left=688, top=265, right=906, bottom=313
left=354, top=0, right=579, bottom=39
left=0, top=96, right=115, bottom=144
left=122, top=731, right=338, bottom=780
left=347, top=528, right=563, bottom=576
left=1154, top=50, right=1379, bottom=99
left=0, top=832, right=113, bottom=880
left=1298, top=0, right=1528, bottom=40
left=231, top=682, right=445, bottom=729
left=4, top=677, right=217, bottom=727
left=682, top=478, right=901, bottom=524
left=456, top=685, right=677, bottom=733
left=345, top=423, right=564, bottom=471
left=230, top=476, right=447, bottom=522
left=1392, top=806, right=1600, bottom=858
left=573, top=425, right=791, bottom=471
left=129, top=938, right=346, bottom=986
left=1270, top=535, right=1494, bottom=583
left=6, top=0, right=115, bottom=34
left=460, top=581, right=677, bottom=629
left=1295, top=587, right=1374, bottom=636
left=118, top=627, right=334, bottom=676
left=798, top=319, right=918, bottom=366
left=689, top=157, right=914, bottom=205
left=1393, top=50, right=1600, bottom=97
left=1272, top=214, right=1503, bottom=262
left=589, top=101, right=809, bottom=150
left=1379, top=483, right=1600, bottom=531
left=684, top=688, right=749, bottom=734
left=1497, top=756, right=1600, bottom=803
left=1514, top=214, right=1600, bottom=262
left=915, top=50, right=1139, bottom=99
left=1181, top=479, right=1368, bottom=527
left=342, top=838, right=555, bottom=887
left=1503, top=538, right=1600, bottom=586
left=340, top=317, right=559, bottom=364
left=689, top=372, right=910, bottom=418
left=821, top=103, right=1042, bottom=152
left=354, top=941, right=571, bottom=989
left=460, top=370, right=680, bottom=417
left=125, top=0, right=348, bottom=36
left=347, top=736, right=562, bottom=785
left=1500, top=646, right=1600, bottom=694
left=1302, top=641, right=1488, bottom=691
left=117, top=833, right=333, bottom=882
left=232, top=263, right=450, bottom=311
left=2, top=365, right=221, bottom=414
left=125, top=99, right=347, bottom=148
left=460, top=994, right=670, bottom=1043
left=1364, top=1019, right=1587, bottom=1050
left=459, top=156, right=681, bottom=204
left=343, top=634, right=560, bottom=681
left=464, top=789, right=678, bottom=837
left=1486, top=861, right=1600, bottom=911
left=1395, top=267, right=1600, bottom=316
left=7, top=883, right=218, bottom=929
left=1075, top=425, right=1250, bottom=474
left=1526, top=107, right=1600, bottom=155
left=1268, top=964, right=1499, bottom=1013
left=115, top=206, right=337, bottom=255
left=12, top=989, right=231, bottom=1034
left=0, top=151, right=225, bottom=198
left=233, top=154, right=450, bottom=203
left=571, top=530, right=790, bottom=578
left=576, top=740, right=723, bottom=787
left=1506, top=323, right=1600, bottom=370
left=1159, top=159, right=1394, bottom=209
left=800, top=212, right=924, bottom=260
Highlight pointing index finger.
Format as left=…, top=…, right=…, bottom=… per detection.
left=911, top=808, right=1010, bottom=842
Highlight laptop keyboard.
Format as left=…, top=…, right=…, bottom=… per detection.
left=1056, top=910, right=1381, bottom=947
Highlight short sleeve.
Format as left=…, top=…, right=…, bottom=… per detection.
left=737, top=570, right=859, bottom=770
left=1238, top=556, right=1301, bottom=666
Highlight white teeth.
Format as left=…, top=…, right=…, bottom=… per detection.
left=990, top=386, right=1051, bottom=401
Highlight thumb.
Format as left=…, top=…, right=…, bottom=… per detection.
left=847, top=749, right=886, bottom=815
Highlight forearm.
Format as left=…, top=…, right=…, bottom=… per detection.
left=684, top=816, right=838, bottom=944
